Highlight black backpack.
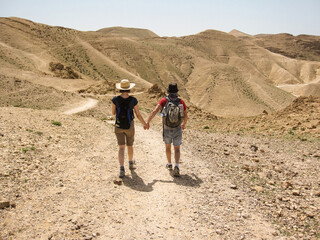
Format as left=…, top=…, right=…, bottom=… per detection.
left=114, top=96, right=135, bottom=129
left=163, top=97, right=183, bottom=128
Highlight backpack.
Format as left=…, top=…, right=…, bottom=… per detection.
left=114, top=96, right=134, bottom=129
left=163, top=96, right=184, bottom=128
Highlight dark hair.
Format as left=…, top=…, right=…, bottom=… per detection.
left=120, top=90, right=130, bottom=93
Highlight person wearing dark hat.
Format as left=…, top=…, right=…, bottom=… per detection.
left=147, top=83, right=188, bottom=177
left=112, top=79, right=149, bottom=178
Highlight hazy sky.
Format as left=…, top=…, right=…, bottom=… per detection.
left=1, top=0, right=319, bottom=37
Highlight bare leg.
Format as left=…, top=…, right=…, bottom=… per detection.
left=118, top=145, right=125, bottom=167
left=127, top=145, right=133, bottom=161
left=165, top=144, right=172, bottom=163
left=174, top=145, right=180, bottom=164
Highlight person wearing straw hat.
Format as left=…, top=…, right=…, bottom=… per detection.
left=112, top=79, right=149, bottom=178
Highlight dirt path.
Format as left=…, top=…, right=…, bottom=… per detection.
left=0, top=108, right=278, bottom=239
left=63, top=98, right=99, bottom=115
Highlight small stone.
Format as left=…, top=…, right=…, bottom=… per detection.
left=253, top=186, right=263, bottom=193
left=282, top=181, right=293, bottom=189
left=250, top=145, right=258, bottom=152
left=230, top=185, right=238, bottom=190
left=274, top=166, right=282, bottom=173
left=305, top=211, right=315, bottom=218
left=292, top=190, right=300, bottom=196
left=113, top=179, right=122, bottom=185
left=0, top=200, right=11, bottom=209
left=252, top=158, right=260, bottom=163
left=314, top=192, right=320, bottom=197
left=241, top=165, right=250, bottom=171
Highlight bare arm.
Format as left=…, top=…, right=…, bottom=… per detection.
left=182, top=110, right=188, bottom=130
left=147, top=104, right=162, bottom=125
left=112, top=103, right=116, bottom=116
left=134, top=104, right=148, bottom=129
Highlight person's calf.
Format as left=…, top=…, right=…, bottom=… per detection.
left=174, top=146, right=180, bottom=164
left=165, top=144, right=172, bottom=163
left=118, top=145, right=125, bottom=166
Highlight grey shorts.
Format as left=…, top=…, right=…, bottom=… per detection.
left=163, top=125, right=182, bottom=146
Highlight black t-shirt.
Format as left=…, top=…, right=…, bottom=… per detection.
left=112, top=95, right=138, bottom=120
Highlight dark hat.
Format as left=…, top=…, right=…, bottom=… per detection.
left=167, top=83, right=178, bottom=93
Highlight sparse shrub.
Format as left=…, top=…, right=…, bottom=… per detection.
left=52, top=121, right=62, bottom=126
left=49, top=62, right=80, bottom=79
left=26, top=129, right=33, bottom=132
left=22, top=148, right=28, bottom=153
left=288, top=129, right=294, bottom=135
left=35, top=131, right=43, bottom=135
left=204, top=126, right=210, bottom=129
left=30, top=146, right=36, bottom=151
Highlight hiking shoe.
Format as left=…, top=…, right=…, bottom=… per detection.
left=173, top=166, right=180, bottom=177
left=166, top=163, right=173, bottom=170
left=129, top=160, right=136, bottom=170
left=119, top=168, right=125, bottom=178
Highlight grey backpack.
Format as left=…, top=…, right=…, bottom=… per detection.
left=163, top=97, right=183, bottom=128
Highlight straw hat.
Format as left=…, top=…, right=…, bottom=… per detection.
left=116, top=79, right=135, bottom=90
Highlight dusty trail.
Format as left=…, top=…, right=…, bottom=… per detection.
left=0, top=107, right=277, bottom=239
left=63, top=98, right=99, bottom=115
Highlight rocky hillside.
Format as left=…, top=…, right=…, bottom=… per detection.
left=1, top=17, right=320, bottom=117
left=253, top=33, right=320, bottom=62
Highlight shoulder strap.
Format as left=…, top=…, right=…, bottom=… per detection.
left=167, top=96, right=180, bottom=105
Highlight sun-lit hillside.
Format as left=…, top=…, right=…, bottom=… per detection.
left=1, top=17, right=320, bottom=116
left=97, top=26, right=159, bottom=39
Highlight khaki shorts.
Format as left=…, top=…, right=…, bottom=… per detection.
left=114, top=121, right=135, bottom=146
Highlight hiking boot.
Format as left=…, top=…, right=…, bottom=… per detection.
left=129, top=160, right=136, bottom=170
left=173, top=166, right=180, bottom=177
left=119, top=168, right=125, bottom=178
left=166, top=163, right=173, bottom=170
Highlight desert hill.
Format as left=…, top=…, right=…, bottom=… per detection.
left=253, top=33, right=320, bottom=62
left=1, top=17, right=320, bottom=117
left=229, top=29, right=252, bottom=38
left=97, top=26, right=159, bottom=39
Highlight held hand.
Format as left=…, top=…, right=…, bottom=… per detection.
left=182, top=124, right=186, bottom=130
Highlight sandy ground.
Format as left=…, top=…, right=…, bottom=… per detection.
left=0, top=105, right=280, bottom=240
left=1, top=98, right=319, bottom=240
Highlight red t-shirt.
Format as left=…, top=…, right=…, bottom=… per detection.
left=159, top=98, right=187, bottom=110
